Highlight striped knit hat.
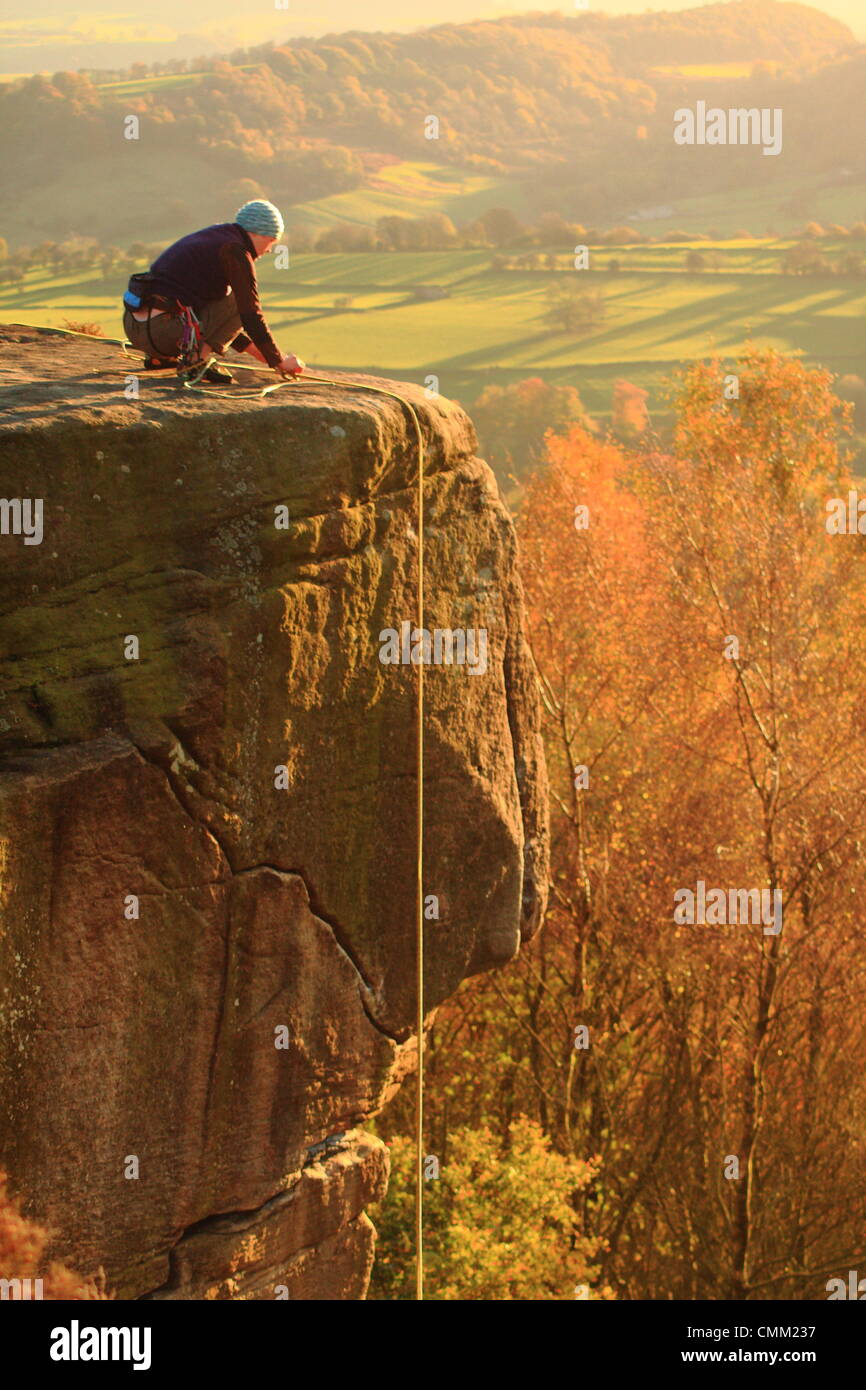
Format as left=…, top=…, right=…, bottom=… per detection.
left=234, top=199, right=285, bottom=239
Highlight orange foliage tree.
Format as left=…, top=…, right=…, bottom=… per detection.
left=384, top=348, right=866, bottom=1300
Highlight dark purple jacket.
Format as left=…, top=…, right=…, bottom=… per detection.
left=147, top=223, right=282, bottom=368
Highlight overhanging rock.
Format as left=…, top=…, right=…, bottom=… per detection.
left=0, top=327, right=549, bottom=1299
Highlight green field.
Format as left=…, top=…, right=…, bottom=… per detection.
left=90, top=66, right=259, bottom=97
left=92, top=72, right=211, bottom=97
left=0, top=152, right=530, bottom=259
left=286, top=162, right=532, bottom=232
left=4, top=240, right=865, bottom=423
left=628, top=177, right=866, bottom=240
left=3, top=129, right=866, bottom=251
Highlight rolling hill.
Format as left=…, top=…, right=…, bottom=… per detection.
left=0, top=2, right=862, bottom=251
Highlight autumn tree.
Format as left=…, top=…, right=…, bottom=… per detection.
left=378, top=349, right=866, bottom=1301
left=471, top=376, right=592, bottom=485
left=544, top=283, right=606, bottom=334
left=369, top=1121, right=611, bottom=1301
left=611, top=378, right=649, bottom=439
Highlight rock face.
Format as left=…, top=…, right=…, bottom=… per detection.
left=0, top=327, right=549, bottom=1299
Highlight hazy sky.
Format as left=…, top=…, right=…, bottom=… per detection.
left=0, top=0, right=862, bottom=74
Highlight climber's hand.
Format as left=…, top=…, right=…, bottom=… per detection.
left=277, top=353, right=305, bottom=378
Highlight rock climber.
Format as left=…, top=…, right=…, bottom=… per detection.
left=122, top=199, right=305, bottom=385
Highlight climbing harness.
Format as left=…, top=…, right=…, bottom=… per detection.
left=123, top=274, right=203, bottom=367
left=5, top=321, right=428, bottom=1300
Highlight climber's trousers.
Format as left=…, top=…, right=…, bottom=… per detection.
left=123, top=292, right=245, bottom=360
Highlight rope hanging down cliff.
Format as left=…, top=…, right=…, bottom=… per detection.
left=8, top=323, right=428, bottom=1302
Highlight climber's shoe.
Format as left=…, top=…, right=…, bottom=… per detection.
left=200, top=363, right=235, bottom=385
left=184, top=361, right=235, bottom=385
left=143, top=354, right=179, bottom=370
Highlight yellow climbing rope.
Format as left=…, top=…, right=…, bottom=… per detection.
left=8, top=322, right=427, bottom=1301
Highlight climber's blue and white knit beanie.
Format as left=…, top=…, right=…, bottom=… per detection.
left=235, top=200, right=285, bottom=239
